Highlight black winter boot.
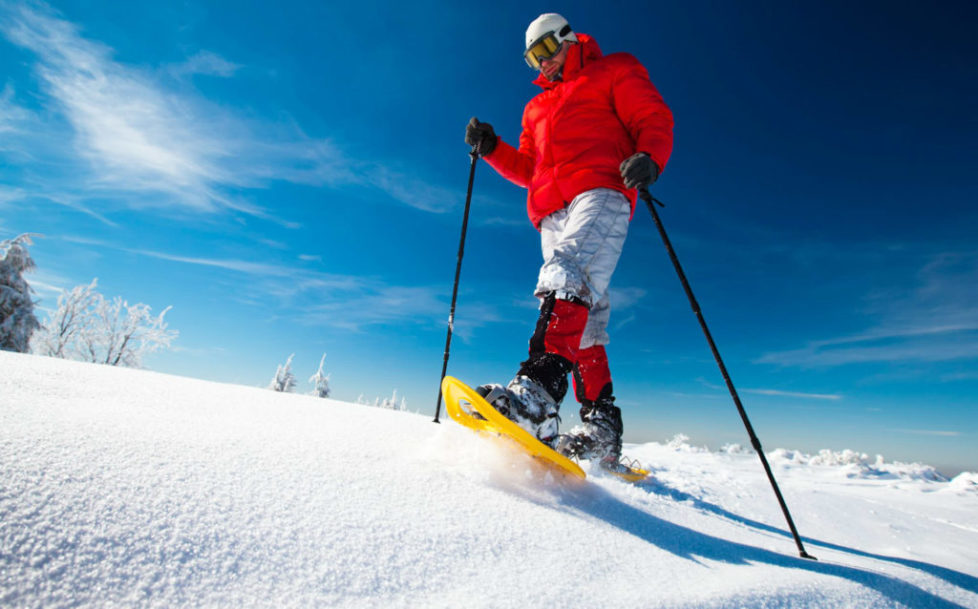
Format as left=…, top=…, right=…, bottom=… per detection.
left=556, top=384, right=623, bottom=462
left=476, top=352, right=572, bottom=447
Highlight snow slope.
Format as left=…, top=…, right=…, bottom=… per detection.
left=2, top=351, right=976, bottom=608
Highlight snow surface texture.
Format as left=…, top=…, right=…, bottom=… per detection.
left=2, top=351, right=976, bottom=609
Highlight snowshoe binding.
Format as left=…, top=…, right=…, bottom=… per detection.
left=556, top=397, right=623, bottom=462
left=555, top=397, right=651, bottom=481
left=476, top=375, right=561, bottom=447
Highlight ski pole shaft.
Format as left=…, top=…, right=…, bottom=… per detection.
left=640, top=188, right=815, bottom=560
left=433, top=149, right=479, bottom=423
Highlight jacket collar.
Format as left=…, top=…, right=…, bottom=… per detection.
left=532, top=32, right=602, bottom=90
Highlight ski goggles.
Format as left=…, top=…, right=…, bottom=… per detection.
left=524, top=33, right=563, bottom=70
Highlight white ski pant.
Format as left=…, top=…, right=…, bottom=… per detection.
left=535, top=188, right=631, bottom=350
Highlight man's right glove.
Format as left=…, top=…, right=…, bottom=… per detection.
left=619, top=152, right=659, bottom=190
left=465, top=117, right=497, bottom=157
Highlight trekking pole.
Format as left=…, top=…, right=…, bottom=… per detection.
left=433, top=148, right=479, bottom=423
left=640, top=188, right=816, bottom=561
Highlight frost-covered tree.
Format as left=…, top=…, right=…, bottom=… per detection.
left=309, top=353, right=331, bottom=398
left=269, top=354, right=297, bottom=393
left=31, top=279, right=177, bottom=367
left=380, top=389, right=406, bottom=411
left=83, top=296, right=176, bottom=367
left=32, top=279, right=99, bottom=358
left=0, top=234, right=40, bottom=353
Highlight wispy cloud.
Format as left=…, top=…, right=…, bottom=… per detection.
left=941, top=371, right=978, bottom=382
left=22, top=271, right=67, bottom=302
left=480, top=216, right=527, bottom=229
left=0, top=83, right=34, bottom=135
left=165, top=50, right=242, bottom=79
left=0, top=2, right=459, bottom=219
left=609, top=287, right=647, bottom=310
left=54, top=235, right=503, bottom=333
left=743, top=388, right=842, bottom=400
left=698, top=378, right=841, bottom=400
left=295, top=286, right=446, bottom=332
left=4, top=5, right=235, bottom=211
left=133, top=249, right=350, bottom=282
left=41, top=192, right=121, bottom=227
left=61, top=235, right=361, bottom=289
left=0, top=184, right=27, bottom=206
left=158, top=249, right=504, bottom=335
left=758, top=251, right=978, bottom=368
left=366, top=164, right=459, bottom=214
left=756, top=329, right=978, bottom=368
left=613, top=313, right=636, bottom=332
left=889, top=429, right=962, bottom=438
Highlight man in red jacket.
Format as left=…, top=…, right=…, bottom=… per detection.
left=465, top=13, right=673, bottom=467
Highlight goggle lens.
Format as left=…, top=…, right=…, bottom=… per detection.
left=524, top=34, right=561, bottom=70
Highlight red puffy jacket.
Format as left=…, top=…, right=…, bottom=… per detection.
left=485, top=33, right=674, bottom=228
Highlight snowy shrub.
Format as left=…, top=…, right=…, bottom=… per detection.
left=809, top=448, right=874, bottom=468
left=269, top=354, right=297, bottom=393
left=356, top=390, right=407, bottom=411
left=665, top=434, right=707, bottom=453
left=32, top=278, right=177, bottom=367
left=380, top=389, right=406, bottom=411
left=309, top=353, right=331, bottom=398
left=719, top=443, right=750, bottom=455
left=0, top=234, right=40, bottom=353
left=768, top=447, right=947, bottom=482
left=766, top=448, right=806, bottom=465
left=945, top=472, right=978, bottom=493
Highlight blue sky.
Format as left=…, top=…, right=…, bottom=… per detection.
left=2, top=0, right=976, bottom=474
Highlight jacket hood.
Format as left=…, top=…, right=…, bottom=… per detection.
left=533, top=32, right=602, bottom=90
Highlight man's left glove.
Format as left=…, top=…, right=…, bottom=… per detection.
left=465, top=117, right=497, bottom=157
left=619, top=153, right=659, bottom=190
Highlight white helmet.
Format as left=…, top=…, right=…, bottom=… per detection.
left=525, top=13, right=577, bottom=51
left=524, top=13, right=578, bottom=70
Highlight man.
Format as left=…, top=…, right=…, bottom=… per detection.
left=465, top=13, right=673, bottom=466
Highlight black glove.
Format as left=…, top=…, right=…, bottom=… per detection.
left=465, top=117, right=497, bottom=157
left=619, top=152, right=659, bottom=190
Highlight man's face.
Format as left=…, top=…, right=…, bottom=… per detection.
left=540, top=42, right=570, bottom=81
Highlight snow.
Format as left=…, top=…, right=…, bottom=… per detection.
left=2, top=351, right=976, bottom=608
